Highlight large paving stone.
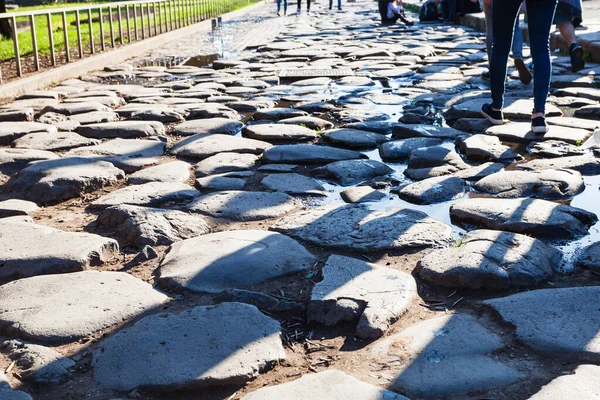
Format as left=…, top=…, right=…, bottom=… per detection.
left=0, top=122, right=58, bottom=145
left=450, top=198, right=597, bottom=239
left=157, top=230, right=315, bottom=293
left=398, top=176, right=466, bottom=204
left=371, top=314, right=523, bottom=397
left=12, top=131, right=100, bottom=151
left=0, top=371, right=32, bottom=400
left=7, top=157, right=124, bottom=203
left=262, top=144, right=367, bottom=164
left=171, top=118, right=244, bottom=136
left=243, top=124, right=318, bottom=142
left=186, top=103, right=240, bottom=120
left=68, top=111, right=120, bottom=125
left=261, top=173, right=326, bottom=195
left=340, top=186, right=386, bottom=203
left=517, top=156, right=600, bottom=175
left=0, top=149, right=59, bottom=170
left=187, top=191, right=295, bottom=221
left=0, top=220, right=118, bottom=282
left=128, top=161, right=191, bottom=184
left=554, top=87, right=600, bottom=101
left=486, top=122, right=592, bottom=145
left=0, top=271, right=167, bottom=343
left=323, top=128, right=388, bottom=150
left=195, top=171, right=250, bottom=190
left=577, top=241, right=600, bottom=271
left=528, top=365, right=600, bottom=400
left=241, top=370, right=408, bottom=400
left=405, top=146, right=470, bottom=180
left=474, top=169, right=584, bottom=199
left=76, top=121, right=165, bottom=139
left=65, top=138, right=165, bottom=172
left=195, top=153, right=258, bottom=176
left=484, top=286, right=600, bottom=361
left=546, top=116, right=600, bottom=131
left=91, top=182, right=198, bottom=209
left=271, top=204, right=453, bottom=252
left=253, top=108, right=308, bottom=121
left=417, top=229, right=561, bottom=289
left=314, top=159, right=394, bottom=185
left=392, top=124, right=463, bottom=140
left=170, top=133, right=272, bottom=160
left=452, top=162, right=506, bottom=181
left=0, top=108, right=34, bottom=122
left=574, top=104, right=600, bottom=120
left=308, top=255, right=416, bottom=339
left=379, top=138, right=443, bottom=162
left=526, top=140, right=586, bottom=158
left=1, top=340, right=75, bottom=383
left=0, top=199, right=38, bottom=218
left=98, top=204, right=210, bottom=247
left=279, top=116, right=334, bottom=130
left=40, top=101, right=111, bottom=116
left=457, top=134, right=521, bottom=162
left=92, top=302, right=286, bottom=390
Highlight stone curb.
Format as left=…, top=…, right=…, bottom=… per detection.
left=0, top=1, right=267, bottom=104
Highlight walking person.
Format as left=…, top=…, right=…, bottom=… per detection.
left=277, top=0, right=288, bottom=16
left=330, top=0, right=341, bottom=11
left=480, top=0, right=532, bottom=84
left=554, top=0, right=585, bottom=72
left=296, top=0, right=311, bottom=14
left=480, top=0, right=558, bottom=134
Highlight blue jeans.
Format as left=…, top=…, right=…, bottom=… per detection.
left=480, top=0, right=524, bottom=60
left=277, top=0, right=287, bottom=12
left=490, top=0, right=557, bottom=114
left=329, top=0, right=341, bottom=8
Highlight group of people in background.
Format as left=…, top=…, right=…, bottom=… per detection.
left=277, top=0, right=341, bottom=15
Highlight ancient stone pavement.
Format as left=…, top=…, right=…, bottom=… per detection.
left=0, top=0, right=599, bottom=399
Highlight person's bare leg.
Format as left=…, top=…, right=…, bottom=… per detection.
left=558, top=20, right=585, bottom=72
left=557, top=20, right=576, bottom=45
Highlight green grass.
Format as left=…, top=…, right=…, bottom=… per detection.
left=1, top=0, right=257, bottom=62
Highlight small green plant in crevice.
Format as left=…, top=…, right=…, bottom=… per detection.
left=453, top=238, right=462, bottom=248
left=576, top=139, right=584, bottom=147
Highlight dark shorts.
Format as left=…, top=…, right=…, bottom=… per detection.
left=554, top=2, right=583, bottom=27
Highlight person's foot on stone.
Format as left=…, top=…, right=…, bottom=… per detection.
left=570, top=43, right=585, bottom=73
left=481, top=69, right=490, bottom=81
left=514, top=58, right=532, bottom=84
left=277, top=10, right=281, bottom=16
left=481, top=103, right=505, bottom=125
left=531, top=115, right=549, bottom=134
left=307, top=9, right=310, bottom=14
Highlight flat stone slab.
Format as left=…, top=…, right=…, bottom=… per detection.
left=65, top=138, right=165, bottom=173
left=0, top=220, right=118, bottom=282
left=0, top=271, right=166, bottom=343
left=40, top=101, right=111, bottom=115
left=12, top=131, right=100, bottom=151
left=0, top=122, right=58, bottom=145
left=0, top=199, right=38, bottom=218
left=0, top=371, right=32, bottom=400
left=405, top=146, right=470, bottom=181
left=196, top=172, right=249, bottom=190
left=157, top=230, right=315, bottom=293
left=528, top=365, right=600, bottom=400
left=171, top=118, right=244, bottom=136
left=243, top=124, right=318, bottom=142
left=308, top=255, right=416, bottom=339
left=323, top=128, right=388, bottom=150
left=314, top=159, right=394, bottom=185
left=445, top=98, right=562, bottom=120
left=128, top=161, right=190, bottom=184
left=262, top=144, right=367, bottom=164
left=486, top=122, right=592, bottom=145
left=379, top=138, right=442, bottom=161
left=91, top=182, right=198, bottom=209
left=392, top=124, right=463, bottom=140
left=577, top=242, right=600, bottom=271
left=484, top=286, right=600, bottom=361
left=98, top=204, right=210, bottom=247
left=517, top=156, right=600, bottom=175
left=554, top=87, right=600, bottom=101
left=546, top=116, right=600, bottom=131
left=92, top=303, right=286, bottom=391
left=457, top=134, right=521, bottom=162
left=371, top=314, right=523, bottom=397
left=195, top=153, right=258, bottom=176
left=398, top=176, right=466, bottom=204
left=527, top=140, right=586, bottom=158
left=0, top=149, right=59, bottom=171
left=187, top=103, right=240, bottom=120
left=474, top=169, right=584, bottom=199
left=341, top=186, right=386, bottom=203
left=187, top=191, right=295, bottom=221
left=271, top=204, right=453, bottom=252
left=453, top=162, right=505, bottom=181
left=170, top=134, right=272, bottom=160
left=574, top=105, right=600, bottom=120
left=0, top=108, right=34, bottom=122
left=131, top=108, right=185, bottom=123
left=242, top=370, right=408, bottom=400
left=76, top=121, right=165, bottom=139
left=68, top=111, right=120, bottom=125
left=279, top=116, right=334, bottom=130
left=261, top=173, right=326, bottom=195
left=450, top=198, right=597, bottom=239
left=418, top=229, right=561, bottom=289
left=2, top=340, right=75, bottom=383
left=7, top=157, right=125, bottom=204
left=253, top=108, right=308, bottom=121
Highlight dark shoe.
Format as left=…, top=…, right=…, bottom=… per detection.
left=277, top=11, right=281, bottom=16
left=570, top=44, right=585, bottom=73
left=531, top=116, right=549, bottom=134
left=514, top=58, right=532, bottom=84
left=329, top=5, right=332, bottom=9
left=481, top=103, right=504, bottom=125
left=481, top=70, right=490, bottom=81
left=399, top=14, right=413, bottom=26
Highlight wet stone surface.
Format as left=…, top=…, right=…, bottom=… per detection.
left=1, top=1, right=600, bottom=398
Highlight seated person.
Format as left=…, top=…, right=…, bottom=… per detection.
left=382, top=0, right=414, bottom=25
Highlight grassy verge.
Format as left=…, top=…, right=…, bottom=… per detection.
left=1, top=0, right=258, bottom=62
